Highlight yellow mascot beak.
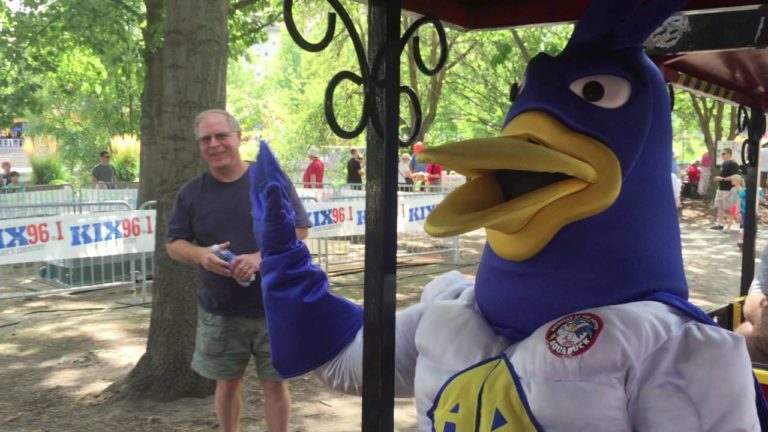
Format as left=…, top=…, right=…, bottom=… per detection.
left=418, top=111, right=622, bottom=261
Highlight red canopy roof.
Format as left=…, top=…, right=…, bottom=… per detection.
left=399, top=0, right=763, bottom=30
left=398, top=0, right=768, bottom=111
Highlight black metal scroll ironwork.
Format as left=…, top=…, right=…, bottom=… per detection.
left=283, top=2, right=449, bottom=431
left=737, top=105, right=767, bottom=295
left=283, top=1, right=448, bottom=146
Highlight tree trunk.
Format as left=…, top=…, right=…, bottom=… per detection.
left=108, top=0, right=229, bottom=402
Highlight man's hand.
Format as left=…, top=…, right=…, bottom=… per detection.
left=230, top=251, right=262, bottom=281
left=198, top=242, right=231, bottom=277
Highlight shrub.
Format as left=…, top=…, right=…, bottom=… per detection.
left=110, top=134, right=140, bottom=182
left=29, top=154, right=66, bottom=185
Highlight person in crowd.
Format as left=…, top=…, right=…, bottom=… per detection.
left=670, top=151, right=681, bottom=207
left=409, top=141, right=428, bottom=186
left=398, top=153, right=413, bottom=191
left=685, top=161, right=701, bottom=197
left=2, top=161, right=12, bottom=186
left=761, top=142, right=768, bottom=197
left=671, top=171, right=682, bottom=209
left=166, top=109, right=311, bottom=432
left=2, top=171, right=22, bottom=193
left=710, top=148, right=740, bottom=230
left=91, top=151, right=117, bottom=187
left=737, top=244, right=768, bottom=363
left=724, top=174, right=743, bottom=231
left=697, top=150, right=712, bottom=196
left=424, top=162, right=443, bottom=189
left=736, top=178, right=767, bottom=248
left=302, top=147, right=324, bottom=188
left=346, top=148, right=364, bottom=190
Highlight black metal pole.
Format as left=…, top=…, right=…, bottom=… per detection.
left=362, top=0, right=400, bottom=430
left=740, top=108, right=766, bottom=296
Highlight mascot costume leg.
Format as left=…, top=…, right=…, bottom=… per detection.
left=251, top=0, right=768, bottom=430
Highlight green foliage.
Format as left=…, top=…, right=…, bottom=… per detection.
left=228, top=0, right=283, bottom=57
left=112, top=152, right=139, bottom=182
left=1, top=0, right=283, bottom=181
left=110, top=134, right=141, bottom=182
left=436, top=26, right=572, bottom=141
left=29, top=154, right=65, bottom=185
left=1, top=0, right=145, bottom=176
left=227, top=1, right=367, bottom=184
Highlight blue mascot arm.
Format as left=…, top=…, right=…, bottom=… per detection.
left=251, top=142, right=363, bottom=378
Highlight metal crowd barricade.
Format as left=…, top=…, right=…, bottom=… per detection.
left=0, top=180, right=463, bottom=299
left=336, top=183, right=367, bottom=197
left=0, top=138, right=22, bottom=147
left=0, top=184, right=77, bottom=219
left=80, top=182, right=139, bottom=209
left=136, top=200, right=157, bottom=303
left=306, top=187, right=460, bottom=270
left=0, top=200, right=145, bottom=300
left=293, top=182, right=336, bottom=203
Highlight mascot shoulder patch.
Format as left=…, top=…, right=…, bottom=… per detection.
left=545, top=313, right=603, bottom=357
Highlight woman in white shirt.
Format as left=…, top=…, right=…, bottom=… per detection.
left=398, top=153, right=413, bottom=191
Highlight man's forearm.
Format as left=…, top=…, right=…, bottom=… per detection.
left=166, top=239, right=205, bottom=265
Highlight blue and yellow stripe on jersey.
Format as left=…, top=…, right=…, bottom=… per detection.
left=427, top=354, right=543, bottom=432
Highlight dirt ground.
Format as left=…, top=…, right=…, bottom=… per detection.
left=1, top=197, right=766, bottom=432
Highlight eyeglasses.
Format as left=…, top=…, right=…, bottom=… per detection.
left=198, top=131, right=237, bottom=146
left=102, top=155, right=110, bottom=159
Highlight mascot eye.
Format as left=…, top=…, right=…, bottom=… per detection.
left=569, top=75, right=631, bottom=109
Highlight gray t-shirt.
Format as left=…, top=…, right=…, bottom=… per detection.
left=92, top=163, right=116, bottom=183
left=166, top=163, right=311, bottom=317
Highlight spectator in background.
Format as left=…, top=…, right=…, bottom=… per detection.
left=710, top=148, right=740, bottom=230
left=671, top=151, right=681, bottom=207
left=697, top=150, right=712, bottom=196
left=671, top=172, right=681, bottom=209
left=91, top=151, right=117, bottom=187
left=760, top=142, right=768, bottom=196
left=302, top=147, right=324, bottom=188
left=737, top=181, right=766, bottom=249
left=398, top=153, right=413, bottom=191
left=409, top=141, right=428, bottom=180
left=3, top=171, right=22, bottom=193
left=685, top=161, right=701, bottom=197
left=1, top=161, right=11, bottom=186
left=425, top=162, right=443, bottom=188
left=725, top=174, right=744, bottom=231
left=346, top=148, right=364, bottom=190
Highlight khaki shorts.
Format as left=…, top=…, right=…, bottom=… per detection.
left=713, top=189, right=730, bottom=211
left=191, top=306, right=282, bottom=381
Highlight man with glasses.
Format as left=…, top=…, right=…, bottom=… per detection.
left=166, top=109, right=311, bottom=432
left=710, top=147, right=740, bottom=230
left=91, top=151, right=117, bottom=187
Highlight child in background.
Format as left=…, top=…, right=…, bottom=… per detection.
left=738, top=179, right=767, bottom=248
left=726, top=175, right=744, bottom=231
left=2, top=171, right=23, bottom=193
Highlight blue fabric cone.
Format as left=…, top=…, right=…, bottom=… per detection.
left=251, top=141, right=363, bottom=377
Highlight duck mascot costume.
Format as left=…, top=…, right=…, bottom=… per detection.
left=250, top=0, right=768, bottom=429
